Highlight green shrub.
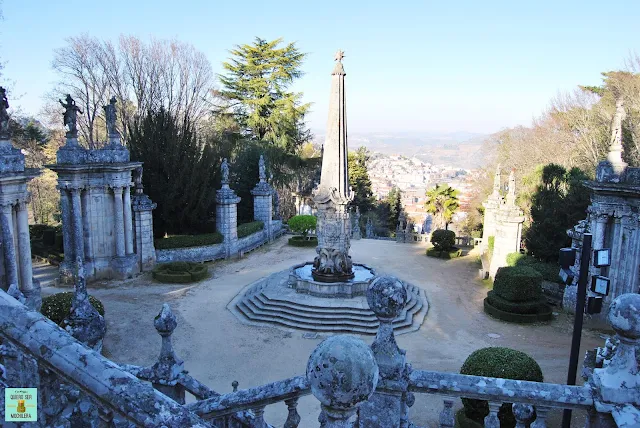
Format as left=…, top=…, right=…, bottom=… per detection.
left=506, top=252, right=561, bottom=283
left=152, top=262, right=210, bottom=283
left=460, top=347, right=543, bottom=427
left=485, top=291, right=546, bottom=315
left=487, top=236, right=495, bottom=253
left=237, top=221, right=264, bottom=238
left=288, top=215, right=317, bottom=237
left=155, top=232, right=223, bottom=250
left=288, top=236, right=318, bottom=247
left=41, top=292, right=105, bottom=326
left=426, top=247, right=462, bottom=259
left=492, top=266, right=542, bottom=302
left=431, top=229, right=455, bottom=250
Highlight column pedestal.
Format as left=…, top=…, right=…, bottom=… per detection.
left=0, top=204, right=18, bottom=290
left=216, top=185, right=241, bottom=259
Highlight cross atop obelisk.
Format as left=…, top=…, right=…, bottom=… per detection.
left=334, top=50, right=345, bottom=62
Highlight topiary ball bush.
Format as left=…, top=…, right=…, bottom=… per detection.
left=152, top=262, right=210, bottom=283
left=41, top=292, right=105, bottom=326
left=288, top=215, right=317, bottom=237
left=492, top=266, right=543, bottom=302
left=431, top=229, right=455, bottom=251
left=460, top=347, right=543, bottom=427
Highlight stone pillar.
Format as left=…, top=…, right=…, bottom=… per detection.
left=489, top=207, right=525, bottom=278
left=113, top=186, right=126, bottom=258
left=132, top=191, right=157, bottom=271
left=70, top=188, right=85, bottom=265
left=16, top=200, right=39, bottom=309
left=59, top=188, right=74, bottom=271
left=216, top=162, right=241, bottom=259
left=359, top=276, right=413, bottom=428
left=251, top=157, right=273, bottom=242
left=81, top=187, right=94, bottom=273
left=0, top=203, right=18, bottom=289
left=123, top=187, right=134, bottom=255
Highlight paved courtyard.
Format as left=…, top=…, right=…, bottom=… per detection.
left=42, top=237, right=605, bottom=427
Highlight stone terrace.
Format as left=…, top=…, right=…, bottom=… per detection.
left=42, top=237, right=604, bottom=426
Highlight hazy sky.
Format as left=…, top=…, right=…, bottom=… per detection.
left=1, top=0, right=638, bottom=134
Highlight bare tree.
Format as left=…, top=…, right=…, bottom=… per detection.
left=51, top=34, right=110, bottom=148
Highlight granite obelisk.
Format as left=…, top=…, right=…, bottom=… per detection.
left=312, top=50, right=355, bottom=282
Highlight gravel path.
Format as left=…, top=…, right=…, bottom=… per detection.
left=42, top=237, right=605, bottom=427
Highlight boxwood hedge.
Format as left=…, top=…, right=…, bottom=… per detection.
left=288, top=236, right=318, bottom=247
left=152, top=261, right=210, bottom=283
left=460, top=347, right=543, bottom=427
left=155, top=233, right=223, bottom=250
left=492, top=266, right=543, bottom=302
left=237, top=221, right=264, bottom=238
left=41, top=292, right=105, bottom=326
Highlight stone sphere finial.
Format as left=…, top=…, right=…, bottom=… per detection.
left=366, top=276, right=407, bottom=321
left=154, top=303, right=177, bottom=336
left=306, top=335, right=378, bottom=411
left=608, top=293, right=640, bottom=340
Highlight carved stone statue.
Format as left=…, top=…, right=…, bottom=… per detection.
left=103, top=96, right=118, bottom=137
left=59, top=94, right=83, bottom=138
left=0, top=87, right=10, bottom=139
left=259, top=155, right=266, bottom=181
left=221, top=158, right=229, bottom=185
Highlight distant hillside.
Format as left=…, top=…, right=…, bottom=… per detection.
left=311, top=131, right=487, bottom=169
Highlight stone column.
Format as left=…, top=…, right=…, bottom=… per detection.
left=70, top=188, right=85, bottom=265
left=123, top=186, right=134, bottom=255
left=113, top=186, right=126, bottom=258
left=216, top=185, right=240, bottom=259
left=59, top=188, right=74, bottom=266
left=132, top=193, right=157, bottom=272
left=81, top=187, right=94, bottom=264
left=251, top=162, right=273, bottom=242
left=16, top=201, right=34, bottom=294
left=0, top=203, right=18, bottom=288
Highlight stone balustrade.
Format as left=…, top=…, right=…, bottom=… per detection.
left=1, top=274, right=639, bottom=426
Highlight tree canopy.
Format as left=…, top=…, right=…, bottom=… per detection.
left=216, top=37, right=311, bottom=152
left=348, top=147, right=375, bottom=214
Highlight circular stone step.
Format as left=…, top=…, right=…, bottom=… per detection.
left=227, top=269, right=429, bottom=335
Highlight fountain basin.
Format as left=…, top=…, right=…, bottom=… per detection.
left=288, top=262, right=376, bottom=298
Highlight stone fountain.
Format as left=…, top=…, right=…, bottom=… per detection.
left=228, top=52, right=428, bottom=335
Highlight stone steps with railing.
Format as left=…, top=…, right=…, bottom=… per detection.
left=1, top=273, right=638, bottom=427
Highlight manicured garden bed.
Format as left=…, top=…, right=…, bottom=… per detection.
left=154, top=233, right=223, bottom=250
left=152, top=261, right=210, bottom=283
left=237, top=221, right=264, bottom=238
left=288, top=236, right=318, bottom=247
left=41, top=292, right=105, bottom=326
left=426, top=247, right=462, bottom=259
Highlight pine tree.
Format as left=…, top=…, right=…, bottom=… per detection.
left=217, top=37, right=311, bottom=152
left=348, top=147, right=375, bottom=213
left=386, top=187, right=403, bottom=232
left=424, top=184, right=460, bottom=230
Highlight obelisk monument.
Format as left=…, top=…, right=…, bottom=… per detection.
left=311, top=50, right=355, bottom=282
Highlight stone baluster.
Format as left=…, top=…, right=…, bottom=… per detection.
left=360, top=275, right=410, bottom=428
left=112, top=186, right=126, bottom=258
left=70, top=188, right=85, bottom=264
left=438, top=399, right=455, bottom=427
left=0, top=202, right=18, bottom=289
left=530, top=406, right=549, bottom=428
left=16, top=200, right=39, bottom=310
left=284, top=397, right=301, bottom=428
left=588, top=293, right=640, bottom=427
left=123, top=185, right=134, bottom=255
left=483, top=402, right=501, bottom=428
left=307, top=335, right=379, bottom=428
left=147, top=303, right=185, bottom=404
left=512, top=403, right=534, bottom=428
left=232, top=380, right=239, bottom=392
left=250, top=405, right=267, bottom=428
left=62, top=258, right=106, bottom=352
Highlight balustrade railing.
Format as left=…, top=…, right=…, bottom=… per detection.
left=1, top=271, right=639, bottom=427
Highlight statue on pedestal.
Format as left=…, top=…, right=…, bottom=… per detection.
left=0, top=87, right=10, bottom=139
left=221, top=158, right=229, bottom=185
left=259, top=155, right=266, bottom=181
left=103, top=96, right=119, bottom=138
left=59, top=94, right=83, bottom=138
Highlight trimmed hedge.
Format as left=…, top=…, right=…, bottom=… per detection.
left=431, top=229, right=455, bottom=250
left=485, top=290, right=546, bottom=315
left=288, top=236, right=318, bottom=247
left=41, top=292, right=105, bottom=326
left=155, top=232, right=223, bottom=250
left=492, top=266, right=543, bottom=302
left=484, top=299, right=553, bottom=323
left=506, top=252, right=562, bottom=283
left=460, top=347, right=543, bottom=427
left=237, top=221, right=264, bottom=238
left=426, top=247, right=462, bottom=259
left=152, top=262, right=209, bottom=283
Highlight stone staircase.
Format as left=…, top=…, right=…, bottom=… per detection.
left=228, top=271, right=429, bottom=335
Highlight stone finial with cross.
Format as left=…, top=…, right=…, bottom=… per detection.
left=334, top=50, right=345, bottom=62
